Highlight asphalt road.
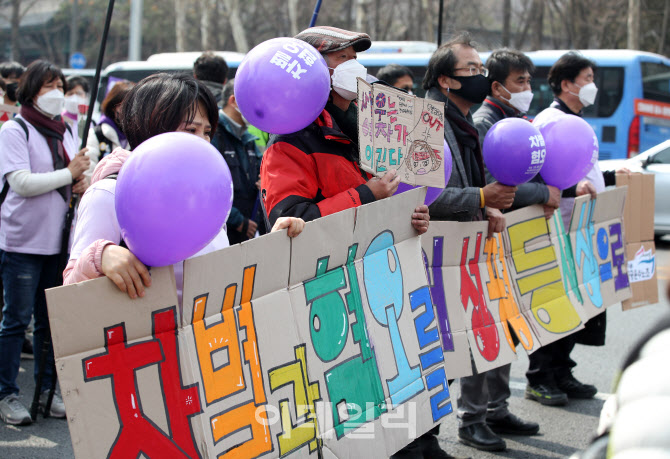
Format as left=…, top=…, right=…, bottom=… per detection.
left=1, top=239, right=669, bottom=459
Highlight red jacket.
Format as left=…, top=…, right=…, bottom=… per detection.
left=261, top=109, right=374, bottom=225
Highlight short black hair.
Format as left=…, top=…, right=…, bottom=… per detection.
left=193, top=52, right=229, bottom=84
left=0, top=61, right=25, bottom=79
left=423, top=32, right=478, bottom=90
left=222, top=78, right=235, bottom=108
left=376, top=64, right=414, bottom=87
left=120, top=73, right=218, bottom=149
left=66, top=75, right=90, bottom=95
left=101, top=81, right=134, bottom=119
left=486, top=48, right=535, bottom=85
left=548, top=51, right=596, bottom=96
left=16, top=60, right=65, bottom=107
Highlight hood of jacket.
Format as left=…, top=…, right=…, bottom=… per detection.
left=91, top=146, right=131, bottom=185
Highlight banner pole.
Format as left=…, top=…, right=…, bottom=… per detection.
left=309, top=0, right=323, bottom=27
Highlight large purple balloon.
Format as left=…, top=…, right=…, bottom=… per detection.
left=532, top=107, right=564, bottom=129
left=115, top=132, right=233, bottom=267
left=235, top=38, right=331, bottom=135
left=483, top=118, right=545, bottom=186
left=536, top=110, right=599, bottom=190
left=394, top=139, right=452, bottom=205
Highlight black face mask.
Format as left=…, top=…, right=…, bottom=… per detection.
left=450, top=74, right=491, bottom=104
left=5, top=82, right=18, bottom=102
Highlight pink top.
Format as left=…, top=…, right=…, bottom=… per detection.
left=64, top=147, right=229, bottom=305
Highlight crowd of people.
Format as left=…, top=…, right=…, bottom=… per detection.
left=0, top=24, right=643, bottom=458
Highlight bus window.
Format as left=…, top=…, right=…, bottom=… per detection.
left=586, top=67, right=624, bottom=118
left=528, top=67, right=552, bottom=117
left=642, top=62, right=670, bottom=103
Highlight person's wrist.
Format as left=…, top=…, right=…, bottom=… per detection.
left=480, top=188, right=486, bottom=208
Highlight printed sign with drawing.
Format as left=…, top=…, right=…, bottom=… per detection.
left=627, top=245, right=655, bottom=283
left=357, top=78, right=446, bottom=188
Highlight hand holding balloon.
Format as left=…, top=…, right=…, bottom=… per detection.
left=483, top=182, right=517, bottom=209
left=483, top=118, right=545, bottom=186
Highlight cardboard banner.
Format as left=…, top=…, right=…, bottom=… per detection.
left=616, top=173, right=659, bottom=310
left=0, top=103, right=19, bottom=126
left=423, top=188, right=631, bottom=379
left=46, top=188, right=453, bottom=459
left=356, top=79, right=446, bottom=188
left=46, top=188, right=631, bottom=457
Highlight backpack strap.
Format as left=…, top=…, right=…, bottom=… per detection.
left=0, top=119, right=29, bottom=208
left=94, top=125, right=113, bottom=156
left=12, top=118, right=29, bottom=141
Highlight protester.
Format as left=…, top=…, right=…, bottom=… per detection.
left=376, top=63, right=415, bottom=93
left=64, top=73, right=303, bottom=303
left=447, top=48, right=547, bottom=452
left=0, top=62, right=24, bottom=127
left=193, top=51, right=228, bottom=108
left=212, top=79, right=266, bottom=244
left=85, top=81, right=134, bottom=175
left=0, top=61, right=24, bottom=107
left=62, top=75, right=90, bottom=134
left=261, top=26, right=429, bottom=233
left=422, top=33, right=518, bottom=452
left=0, top=60, right=90, bottom=425
left=260, top=25, right=432, bottom=458
left=525, top=51, right=612, bottom=407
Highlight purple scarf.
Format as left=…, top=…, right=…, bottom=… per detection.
left=99, top=114, right=128, bottom=149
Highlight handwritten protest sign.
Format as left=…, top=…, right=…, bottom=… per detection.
left=46, top=188, right=453, bottom=459
left=357, top=78, right=446, bottom=188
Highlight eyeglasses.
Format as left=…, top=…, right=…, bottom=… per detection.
left=453, top=66, right=489, bottom=77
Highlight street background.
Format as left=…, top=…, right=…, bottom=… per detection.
left=1, top=238, right=668, bottom=459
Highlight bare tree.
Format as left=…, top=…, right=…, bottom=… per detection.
left=222, top=0, right=249, bottom=52
left=175, top=0, right=187, bottom=51
left=0, top=0, right=41, bottom=61
left=502, top=0, right=511, bottom=46
left=530, top=0, right=544, bottom=50
left=200, top=0, right=217, bottom=50
left=287, top=0, right=299, bottom=36
left=660, top=0, right=670, bottom=54
left=356, top=0, right=369, bottom=32
left=628, top=0, right=641, bottom=48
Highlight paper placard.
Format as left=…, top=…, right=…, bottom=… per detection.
left=357, top=78, right=445, bottom=188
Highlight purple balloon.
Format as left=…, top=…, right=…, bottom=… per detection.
left=532, top=107, right=564, bottom=129
left=115, top=132, right=233, bottom=267
left=483, top=118, right=545, bottom=186
left=536, top=111, right=599, bottom=190
left=394, top=139, right=452, bottom=205
left=235, top=38, right=331, bottom=135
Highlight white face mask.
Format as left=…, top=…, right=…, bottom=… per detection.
left=330, top=59, right=367, bottom=101
left=570, top=82, right=598, bottom=107
left=36, top=89, right=65, bottom=117
left=500, top=84, right=534, bottom=113
left=64, top=95, right=84, bottom=116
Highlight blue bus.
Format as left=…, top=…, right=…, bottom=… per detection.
left=359, top=49, right=670, bottom=160
left=100, top=48, right=670, bottom=160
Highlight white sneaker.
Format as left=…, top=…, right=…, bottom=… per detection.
left=39, top=390, right=66, bottom=418
left=0, top=394, right=32, bottom=425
